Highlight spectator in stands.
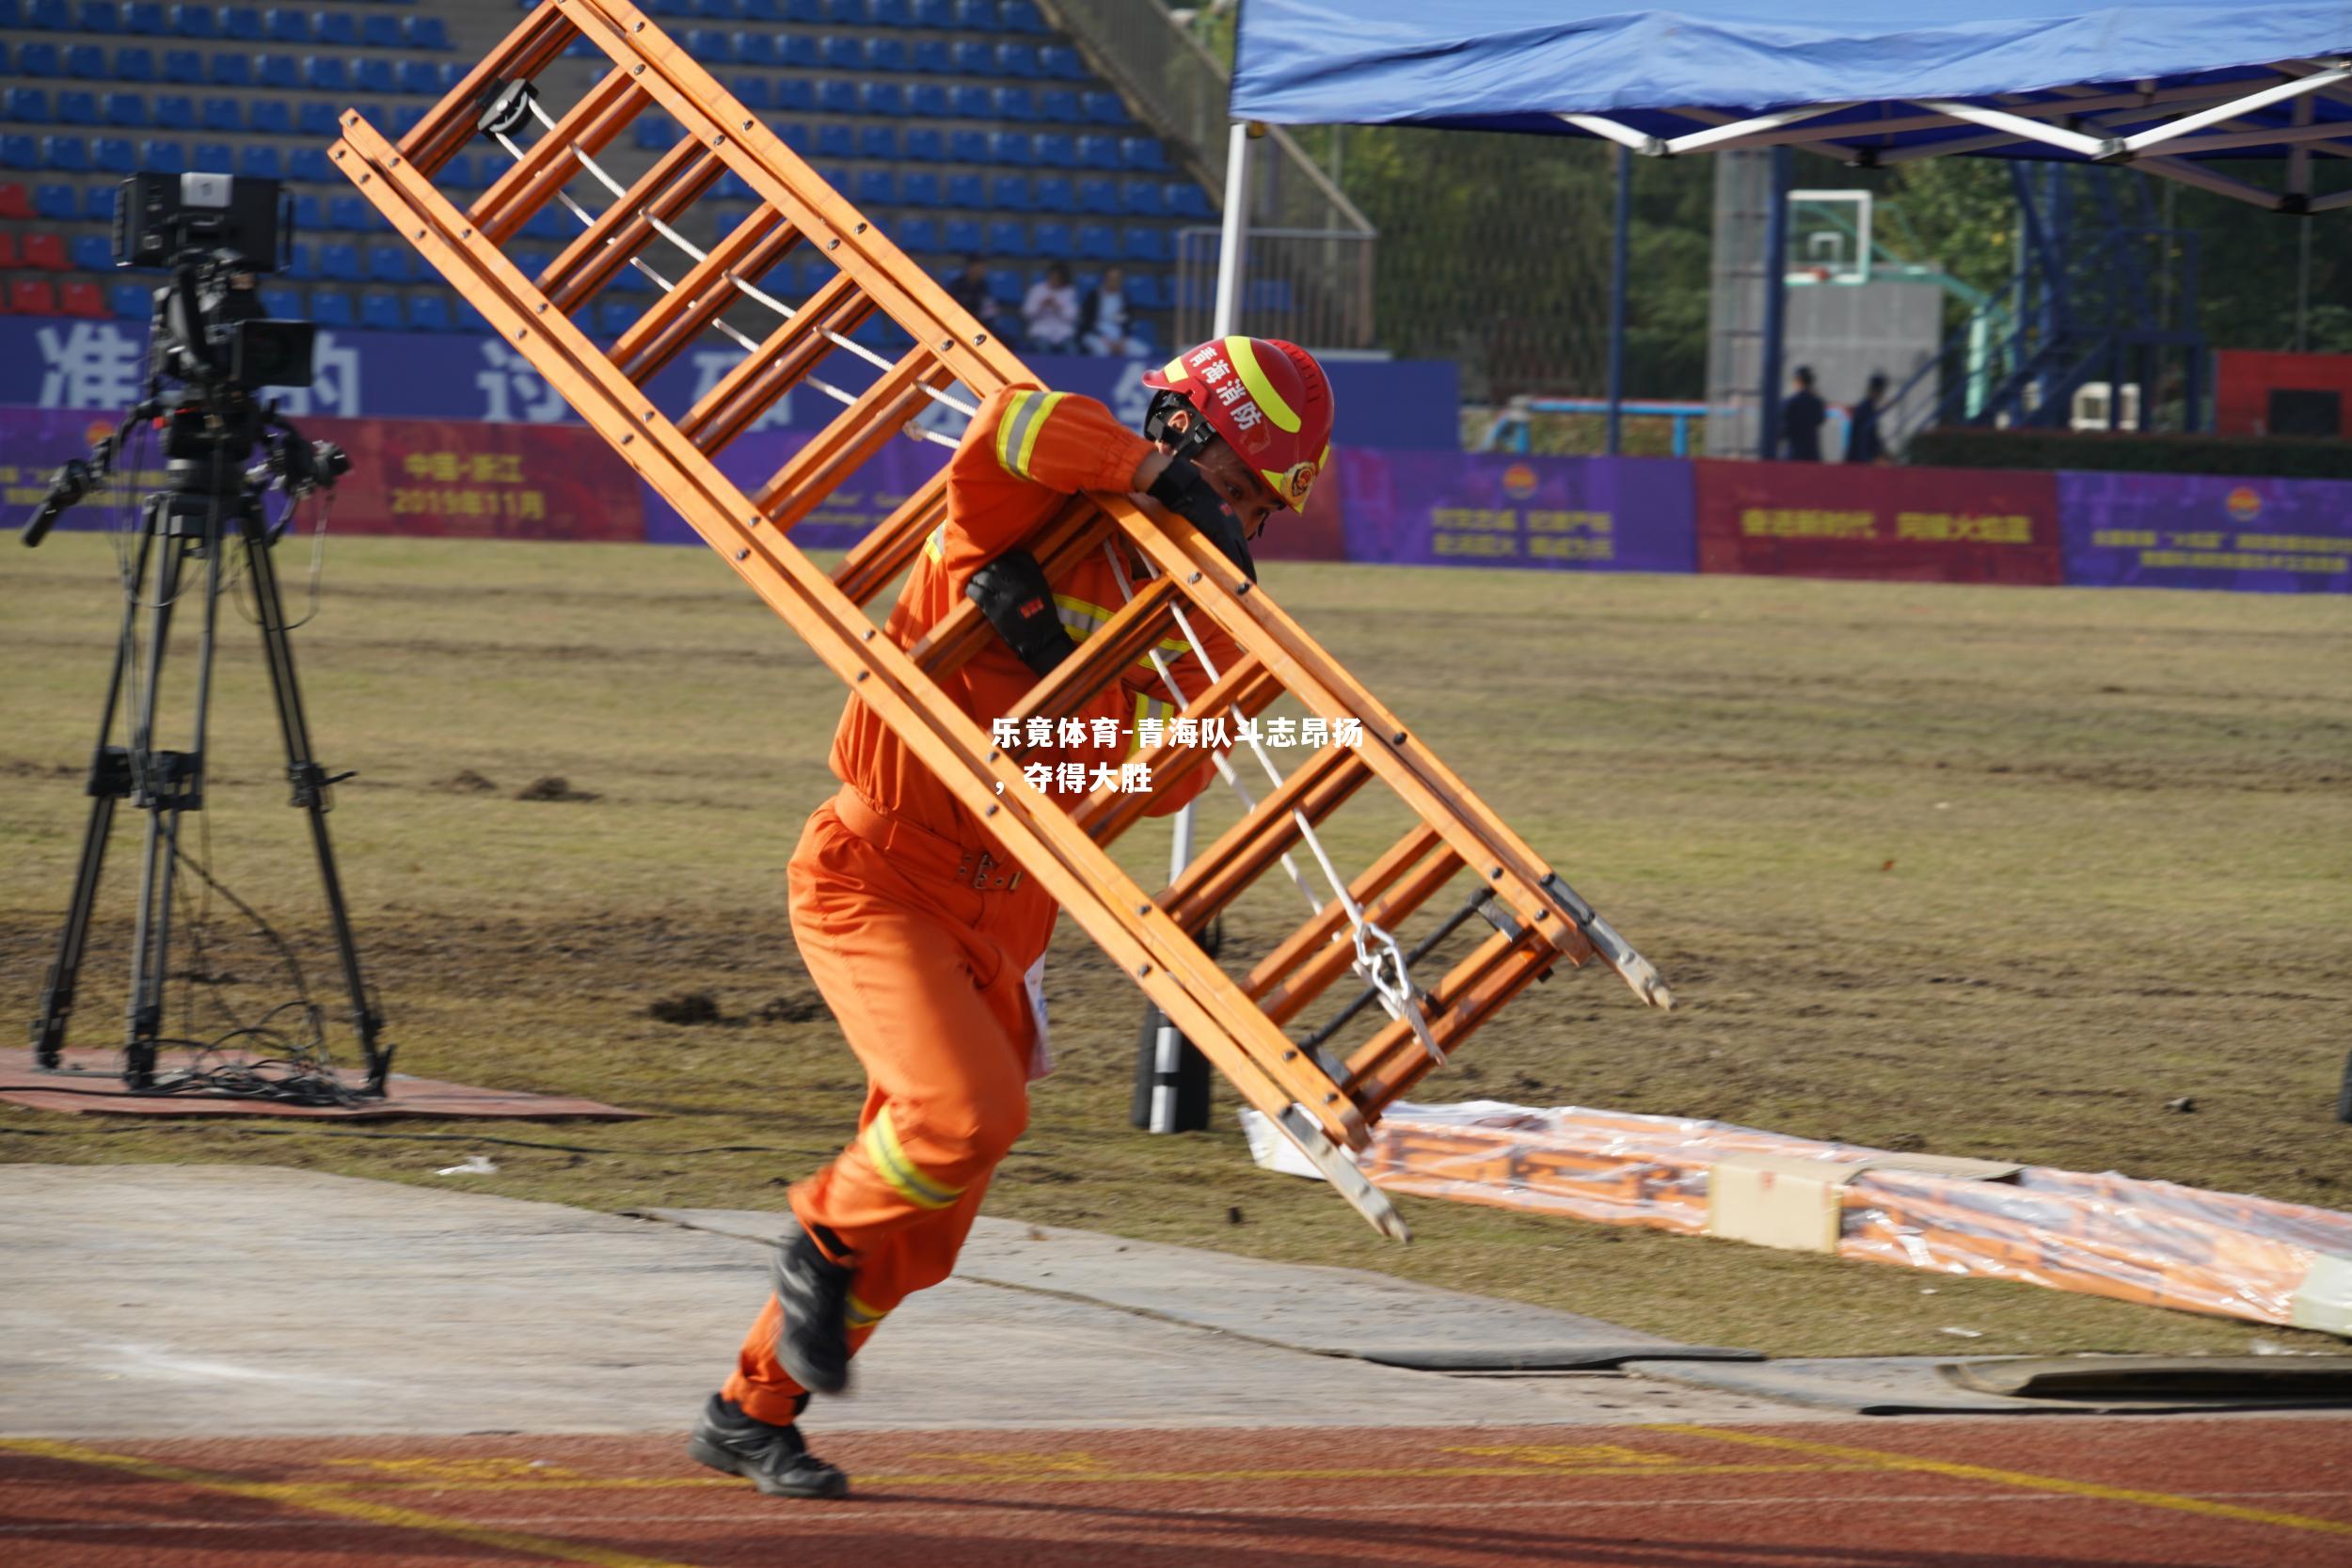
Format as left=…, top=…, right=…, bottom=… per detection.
left=1021, top=262, right=1079, bottom=354
left=1779, top=364, right=1825, bottom=462
left=946, top=255, right=991, bottom=324
left=1077, top=266, right=1145, bottom=357
left=1845, top=372, right=1889, bottom=465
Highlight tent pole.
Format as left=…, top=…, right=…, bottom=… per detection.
left=1141, top=119, right=1254, bottom=1135
left=1606, top=146, right=1631, bottom=455
left=1757, top=146, right=1792, bottom=459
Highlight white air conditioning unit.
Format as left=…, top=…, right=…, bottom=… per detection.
left=2071, top=381, right=2141, bottom=432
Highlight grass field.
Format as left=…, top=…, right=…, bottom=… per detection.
left=4, top=531, right=2349, bottom=1359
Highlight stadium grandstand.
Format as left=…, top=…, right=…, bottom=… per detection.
left=0, top=0, right=1214, bottom=350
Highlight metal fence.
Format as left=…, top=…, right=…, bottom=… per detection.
left=1172, top=225, right=1376, bottom=350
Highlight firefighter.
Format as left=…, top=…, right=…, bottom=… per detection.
left=689, top=338, right=1337, bottom=1497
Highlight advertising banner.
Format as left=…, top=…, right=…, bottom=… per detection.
left=1693, top=460, right=2063, bottom=585
left=2058, top=471, right=2352, bottom=594
left=1335, top=451, right=1696, bottom=573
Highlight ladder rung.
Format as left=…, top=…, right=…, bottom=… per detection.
left=1248, top=829, right=1464, bottom=1026
left=909, top=499, right=1110, bottom=679
left=1005, top=576, right=1179, bottom=735
left=614, top=212, right=802, bottom=383
left=676, top=269, right=868, bottom=452
left=545, top=139, right=721, bottom=311
left=399, top=5, right=576, bottom=173
left=1071, top=655, right=1280, bottom=843
left=473, top=68, right=648, bottom=244
left=1159, top=746, right=1376, bottom=931
left=1344, top=929, right=1559, bottom=1111
left=831, top=471, right=948, bottom=606
left=753, top=347, right=954, bottom=531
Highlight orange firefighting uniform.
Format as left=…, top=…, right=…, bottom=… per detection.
left=723, top=384, right=1240, bottom=1423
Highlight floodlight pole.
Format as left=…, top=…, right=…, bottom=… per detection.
left=1606, top=146, right=1631, bottom=455
left=1756, top=146, right=1793, bottom=459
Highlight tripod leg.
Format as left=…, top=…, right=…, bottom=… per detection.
left=30, top=531, right=152, bottom=1069
left=122, top=534, right=192, bottom=1090
left=240, top=510, right=389, bottom=1093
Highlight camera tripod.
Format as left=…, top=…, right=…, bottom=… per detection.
left=25, top=401, right=389, bottom=1095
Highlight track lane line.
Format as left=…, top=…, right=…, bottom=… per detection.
left=1651, top=1423, right=2352, bottom=1539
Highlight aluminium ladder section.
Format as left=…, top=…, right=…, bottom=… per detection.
left=331, top=0, right=1671, bottom=1241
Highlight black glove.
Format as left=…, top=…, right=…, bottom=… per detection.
left=1147, top=455, right=1257, bottom=582
left=967, top=549, right=1078, bottom=677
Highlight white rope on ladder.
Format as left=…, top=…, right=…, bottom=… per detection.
left=1100, top=543, right=1446, bottom=1063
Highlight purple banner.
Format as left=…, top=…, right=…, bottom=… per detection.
left=1336, top=451, right=1696, bottom=573
left=2058, top=471, right=2352, bottom=594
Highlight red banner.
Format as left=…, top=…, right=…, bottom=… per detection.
left=1693, top=460, right=2062, bottom=585
left=301, top=417, right=646, bottom=542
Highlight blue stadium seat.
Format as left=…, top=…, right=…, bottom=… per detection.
left=286, top=146, right=330, bottom=181
left=695, top=0, right=740, bottom=15
left=1121, top=179, right=1162, bottom=215
left=1041, top=45, right=1084, bottom=80
left=1247, top=278, right=1292, bottom=313
left=863, top=34, right=904, bottom=71
left=685, top=29, right=730, bottom=62
left=310, top=289, right=352, bottom=326
left=1124, top=273, right=1159, bottom=309
left=319, top=242, right=360, bottom=280
left=1003, top=0, right=1044, bottom=31
left=727, top=74, right=771, bottom=109
left=410, top=293, right=453, bottom=332
left=201, top=97, right=240, bottom=132
left=141, top=135, right=186, bottom=171
left=38, top=182, right=81, bottom=219
left=1039, top=89, right=1078, bottom=123
left=161, top=48, right=203, bottom=83
left=302, top=54, right=345, bottom=90
left=1037, top=133, right=1079, bottom=168
left=521, top=208, right=565, bottom=241
left=991, top=131, right=1032, bottom=166
left=774, top=121, right=809, bottom=152
left=783, top=0, right=821, bottom=19
left=284, top=241, right=312, bottom=278
left=898, top=169, right=939, bottom=204
left=261, top=285, right=302, bottom=317
left=1075, top=222, right=1113, bottom=260
left=265, top=7, right=306, bottom=40
left=824, top=0, right=867, bottom=21
left=781, top=34, right=818, bottom=68
left=911, top=40, right=948, bottom=74
left=863, top=81, right=906, bottom=116
left=7, top=88, right=52, bottom=122
left=249, top=99, right=290, bottom=135
left=399, top=60, right=439, bottom=95
left=170, top=3, right=215, bottom=37
left=441, top=152, right=476, bottom=188
left=71, top=233, right=112, bottom=270
left=814, top=122, right=853, bottom=159
left=325, top=196, right=363, bottom=230
left=731, top=30, right=774, bottom=65
left=355, top=58, right=396, bottom=94
left=17, top=43, right=61, bottom=78
left=312, top=8, right=353, bottom=46
left=126, top=2, right=167, bottom=33
left=853, top=168, right=894, bottom=205
left=296, top=101, right=338, bottom=137
left=1033, top=175, right=1073, bottom=213
left=237, top=144, right=282, bottom=179
left=994, top=43, right=1039, bottom=78
left=291, top=193, right=322, bottom=229
left=951, top=84, right=992, bottom=119
left=192, top=140, right=233, bottom=172
left=635, top=115, right=674, bottom=150
left=1083, top=91, right=1129, bottom=126
left=950, top=41, right=989, bottom=76
left=955, top=0, right=996, bottom=27
left=95, top=135, right=139, bottom=171
left=100, top=91, right=145, bottom=128
left=83, top=182, right=114, bottom=217
left=112, top=282, right=151, bottom=317
left=772, top=78, right=813, bottom=112
left=914, top=0, right=950, bottom=24
left=986, top=266, right=1021, bottom=304
left=896, top=216, right=936, bottom=250
left=151, top=94, right=193, bottom=129
left=1120, top=226, right=1163, bottom=262
left=0, top=135, right=38, bottom=171
left=1030, top=220, right=1068, bottom=259
left=391, top=105, right=425, bottom=138
left=405, top=13, right=449, bottom=49
left=454, top=299, right=488, bottom=335
left=996, top=87, right=1035, bottom=122
left=858, top=124, right=898, bottom=158
left=871, top=0, right=910, bottom=24
left=260, top=55, right=301, bottom=90
left=66, top=44, right=110, bottom=79
left=223, top=6, right=262, bottom=40
left=1121, top=136, right=1168, bottom=171
left=898, top=126, right=946, bottom=163
left=1074, top=134, right=1116, bottom=169
left=945, top=171, right=981, bottom=206
left=113, top=45, right=156, bottom=81
left=209, top=54, right=250, bottom=86
left=818, top=80, right=858, bottom=114
left=78, top=0, right=120, bottom=30
left=820, top=36, right=864, bottom=70
left=359, top=292, right=402, bottom=331
left=943, top=217, right=979, bottom=253
left=714, top=170, right=755, bottom=199
left=360, top=13, right=402, bottom=48
left=41, top=135, right=89, bottom=172
left=988, top=174, right=1028, bottom=211
left=595, top=300, right=634, bottom=338
left=907, top=85, right=949, bottom=119
left=1168, top=181, right=1211, bottom=219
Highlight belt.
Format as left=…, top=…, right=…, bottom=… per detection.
left=832, top=786, right=1026, bottom=893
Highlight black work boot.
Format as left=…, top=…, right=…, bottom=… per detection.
left=687, top=1392, right=850, bottom=1499
left=771, top=1222, right=854, bottom=1396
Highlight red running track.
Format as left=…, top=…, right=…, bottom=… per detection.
left=3, top=1417, right=2348, bottom=1567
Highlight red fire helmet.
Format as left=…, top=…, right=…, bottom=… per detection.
left=1140, top=337, right=1335, bottom=511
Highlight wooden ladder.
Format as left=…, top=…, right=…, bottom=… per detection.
left=332, top=0, right=1671, bottom=1240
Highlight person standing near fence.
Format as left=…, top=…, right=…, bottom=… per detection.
left=1779, top=365, right=1825, bottom=462
left=1845, top=372, right=1889, bottom=465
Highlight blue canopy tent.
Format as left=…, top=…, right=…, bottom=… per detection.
left=1219, top=2, right=2352, bottom=447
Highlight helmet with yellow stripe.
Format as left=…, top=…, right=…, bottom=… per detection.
left=1140, top=338, right=1335, bottom=512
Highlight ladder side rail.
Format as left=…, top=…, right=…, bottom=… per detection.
left=676, top=271, right=873, bottom=451
left=612, top=211, right=804, bottom=383
left=473, top=69, right=649, bottom=243
left=752, top=353, right=961, bottom=528
left=1070, top=659, right=1283, bottom=843
left=399, top=7, right=579, bottom=174
left=544, top=141, right=722, bottom=310
left=1157, top=747, right=1375, bottom=930
left=831, top=473, right=950, bottom=605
